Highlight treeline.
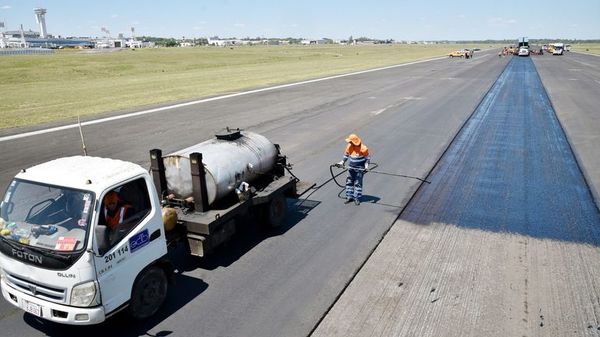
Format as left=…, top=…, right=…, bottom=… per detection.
left=140, top=36, right=209, bottom=47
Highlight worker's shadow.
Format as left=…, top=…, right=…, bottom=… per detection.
left=186, top=197, right=320, bottom=271
left=23, top=272, right=208, bottom=337
left=336, top=190, right=382, bottom=205
left=358, top=194, right=380, bottom=204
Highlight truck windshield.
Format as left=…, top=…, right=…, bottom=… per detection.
left=0, top=179, right=94, bottom=253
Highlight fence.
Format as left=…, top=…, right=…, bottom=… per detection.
left=0, top=48, right=55, bottom=56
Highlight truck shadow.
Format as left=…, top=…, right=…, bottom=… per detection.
left=188, top=198, right=320, bottom=271
left=22, top=273, right=208, bottom=337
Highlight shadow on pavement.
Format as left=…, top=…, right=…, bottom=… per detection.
left=187, top=198, right=320, bottom=271
left=23, top=272, right=208, bottom=337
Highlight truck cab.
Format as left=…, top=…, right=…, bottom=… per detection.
left=0, top=156, right=168, bottom=325
left=552, top=43, right=564, bottom=55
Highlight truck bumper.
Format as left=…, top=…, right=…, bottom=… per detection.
left=1, top=278, right=106, bottom=325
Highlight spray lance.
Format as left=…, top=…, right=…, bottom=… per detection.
left=329, top=162, right=430, bottom=188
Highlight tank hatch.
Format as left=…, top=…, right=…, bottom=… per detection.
left=215, top=127, right=242, bottom=141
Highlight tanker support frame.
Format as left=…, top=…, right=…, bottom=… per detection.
left=149, top=146, right=313, bottom=257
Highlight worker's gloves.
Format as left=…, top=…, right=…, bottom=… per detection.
left=335, top=161, right=344, bottom=168
left=365, top=163, right=369, bottom=171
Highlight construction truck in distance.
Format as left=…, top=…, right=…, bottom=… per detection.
left=517, top=37, right=530, bottom=57
left=0, top=128, right=313, bottom=325
left=552, top=43, right=564, bottom=55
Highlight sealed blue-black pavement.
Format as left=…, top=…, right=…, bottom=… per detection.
left=401, top=56, right=600, bottom=245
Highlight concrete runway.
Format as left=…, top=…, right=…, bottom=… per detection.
left=313, top=55, right=600, bottom=337
left=0, top=50, right=599, bottom=337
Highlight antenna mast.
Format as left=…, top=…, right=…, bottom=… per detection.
left=77, top=116, right=88, bottom=156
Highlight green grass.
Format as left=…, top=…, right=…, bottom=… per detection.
left=0, top=44, right=494, bottom=129
left=572, top=43, right=600, bottom=55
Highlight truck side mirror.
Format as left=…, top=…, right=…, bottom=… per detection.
left=95, top=225, right=109, bottom=256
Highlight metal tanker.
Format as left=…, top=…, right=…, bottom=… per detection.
left=162, top=129, right=278, bottom=205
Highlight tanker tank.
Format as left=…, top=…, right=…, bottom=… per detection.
left=162, top=130, right=278, bottom=205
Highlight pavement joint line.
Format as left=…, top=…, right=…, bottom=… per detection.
left=0, top=56, right=447, bottom=143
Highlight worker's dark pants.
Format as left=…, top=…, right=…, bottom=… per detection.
left=346, top=167, right=364, bottom=200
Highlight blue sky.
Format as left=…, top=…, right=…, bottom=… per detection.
left=0, top=0, right=598, bottom=40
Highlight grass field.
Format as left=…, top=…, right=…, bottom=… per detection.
left=0, top=44, right=494, bottom=130
left=572, top=43, right=600, bottom=55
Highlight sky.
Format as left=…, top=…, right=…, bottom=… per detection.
left=0, top=0, right=598, bottom=41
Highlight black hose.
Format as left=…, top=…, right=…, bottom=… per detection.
left=328, top=162, right=379, bottom=188
left=329, top=163, right=431, bottom=186
left=328, top=165, right=350, bottom=188
left=290, top=162, right=431, bottom=209
left=360, top=169, right=431, bottom=184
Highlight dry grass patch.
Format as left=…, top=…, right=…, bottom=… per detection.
left=0, top=44, right=494, bottom=129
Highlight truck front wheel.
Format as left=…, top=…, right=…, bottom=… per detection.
left=129, top=266, right=168, bottom=319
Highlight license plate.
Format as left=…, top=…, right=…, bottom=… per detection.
left=24, top=301, right=42, bottom=317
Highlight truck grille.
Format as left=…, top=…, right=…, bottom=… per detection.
left=5, top=272, right=66, bottom=303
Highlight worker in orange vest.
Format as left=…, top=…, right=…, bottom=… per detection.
left=102, top=191, right=132, bottom=230
left=336, top=133, right=370, bottom=205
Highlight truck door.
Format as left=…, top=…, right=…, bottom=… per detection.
left=92, top=177, right=166, bottom=315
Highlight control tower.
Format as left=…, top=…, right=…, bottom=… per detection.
left=33, top=8, right=47, bottom=38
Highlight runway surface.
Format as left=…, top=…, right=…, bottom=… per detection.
left=313, top=57, right=600, bottom=337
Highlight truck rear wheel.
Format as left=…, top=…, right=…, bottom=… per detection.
left=129, top=266, right=168, bottom=320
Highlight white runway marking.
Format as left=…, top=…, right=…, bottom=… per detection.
left=1, top=56, right=447, bottom=142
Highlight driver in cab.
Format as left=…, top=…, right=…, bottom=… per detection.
left=101, top=191, right=133, bottom=231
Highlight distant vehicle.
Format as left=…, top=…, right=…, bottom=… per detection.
left=448, top=50, right=465, bottom=58
left=552, top=43, right=564, bottom=55
left=518, top=48, right=530, bottom=57
left=517, top=37, right=529, bottom=49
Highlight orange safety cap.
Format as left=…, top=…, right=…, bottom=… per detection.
left=345, top=134, right=361, bottom=146
left=103, top=191, right=118, bottom=206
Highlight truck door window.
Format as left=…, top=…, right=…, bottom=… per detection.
left=98, top=178, right=151, bottom=250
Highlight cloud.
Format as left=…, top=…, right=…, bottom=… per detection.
left=457, top=14, right=466, bottom=19
left=111, top=14, right=119, bottom=19
left=234, top=23, right=245, bottom=28
left=1, top=5, right=11, bottom=9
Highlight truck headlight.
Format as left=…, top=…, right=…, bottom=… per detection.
left=70, top=281, right=98, bottom=307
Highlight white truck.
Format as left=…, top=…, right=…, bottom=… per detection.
left=552, top=43, right=564, bottom=55
left=0, top=129, right=311, bottom=325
